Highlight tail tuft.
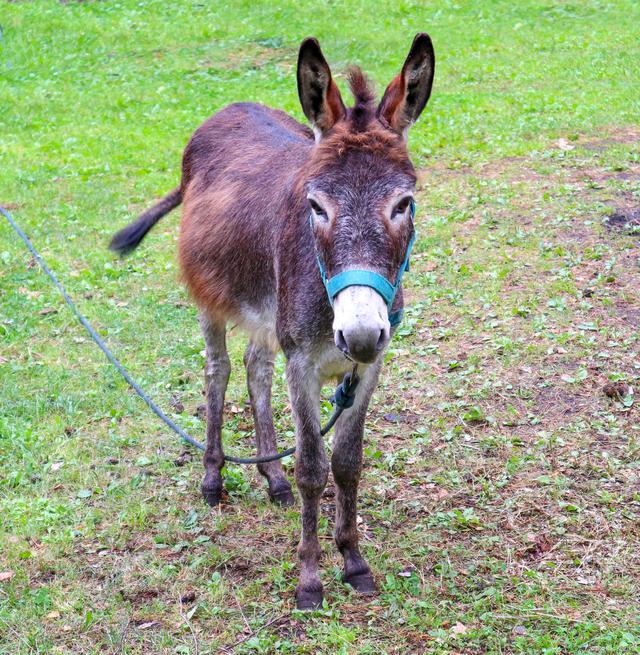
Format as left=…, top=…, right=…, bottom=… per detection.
left=110, top=187, right=182, bottom=255
left=109, top=218, right=155, bottom=255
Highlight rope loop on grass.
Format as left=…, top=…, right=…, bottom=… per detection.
left=1, top=206, right=357, bottom=464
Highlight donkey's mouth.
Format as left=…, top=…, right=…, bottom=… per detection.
left=332, top=286, right=391, bottom=363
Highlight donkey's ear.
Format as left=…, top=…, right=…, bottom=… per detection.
left=377, top=33, right=435, bottom=137
left=297, top=37, right=346, bottom=138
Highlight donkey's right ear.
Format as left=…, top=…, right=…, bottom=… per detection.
left=297, top=38, right=346, bottom=139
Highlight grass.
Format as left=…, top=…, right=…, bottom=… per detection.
left=1, top=1, right=640, bottom=653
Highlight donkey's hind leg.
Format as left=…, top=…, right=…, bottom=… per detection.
left=244, top=341, right=295, bottom=506
left=200, top=312, right=231, bottom=507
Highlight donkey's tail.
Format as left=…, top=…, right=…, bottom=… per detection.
left=109, top=187, right=182, bottom=255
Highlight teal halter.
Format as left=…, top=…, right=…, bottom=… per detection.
left=312, top=200, right=416, bottom=328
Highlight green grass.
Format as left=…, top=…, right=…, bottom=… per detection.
left=1, top=1, right=640, bottom=653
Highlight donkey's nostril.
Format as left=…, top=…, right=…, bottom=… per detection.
left=334, top=326, right=388, bottom=363
left=335, top=330, right=349, bottom=354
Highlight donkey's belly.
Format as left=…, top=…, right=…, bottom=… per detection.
left=236, top=298, right=278, bottom=351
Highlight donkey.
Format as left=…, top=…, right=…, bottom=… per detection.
left=110, top=34, right=435, bottom=609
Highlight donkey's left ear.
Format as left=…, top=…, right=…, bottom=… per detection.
left=377, top=33, right=435, bottom=137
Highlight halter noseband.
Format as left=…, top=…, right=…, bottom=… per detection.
left=311, top=199, right=416, bottom=328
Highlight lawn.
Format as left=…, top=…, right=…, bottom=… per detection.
left=1, top=1, right=640, bottom=653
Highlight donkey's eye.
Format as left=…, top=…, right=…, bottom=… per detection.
left=392, top=197, right=411, bottom=218
left=309, top=199, right=327, bottom=219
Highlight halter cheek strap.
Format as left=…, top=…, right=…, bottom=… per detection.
left=312, top=200, right=416, bottom=328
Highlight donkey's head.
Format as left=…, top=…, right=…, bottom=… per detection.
left=297, top=34, right=435, bottom=364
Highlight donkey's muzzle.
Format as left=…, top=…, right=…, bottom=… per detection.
left=335, top=326, right=388, bottom=363
left=332, top=286, right=391, bottom=364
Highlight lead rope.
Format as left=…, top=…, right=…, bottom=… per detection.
left=321, top=363, right=360, bottom=436
left=1, top=206, right=357, bottom=465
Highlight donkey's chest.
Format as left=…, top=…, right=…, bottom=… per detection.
left=311, top=340, right=361, bottom=382
left=237, top=300, right=352, bottom=380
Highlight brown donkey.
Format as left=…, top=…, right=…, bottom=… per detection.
left=111, top=34, right=435, bottom=609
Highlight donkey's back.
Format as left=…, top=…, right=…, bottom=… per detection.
left=182, top=102, right=314, bottom=190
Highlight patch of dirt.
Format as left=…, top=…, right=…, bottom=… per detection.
left=615, top=302, right=640, bottom=327
left=604, top=206, right=640, bottom=233
left=200, top=43, right=291, bottom=73
left=534, top=383, right=595, bottom=419
left=580, top=125, right=640, bottom=151
left=194, top=403, right=206, bottom=421
left=180, top=589, right=197, bottom=604
left=218, top=557, right=255, bottom=584
left=120, top=588, right=161, bottom=605
left=173, top=450, right=193, bottom=467
left=602, top=382, right=633, bottom=400
left=31, top=568, right=57, bottom=585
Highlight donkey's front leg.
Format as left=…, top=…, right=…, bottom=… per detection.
left=332, top=360, right=382, bottom=594
left=286, top=355, right=328, bottom=609
left=199, top=313, right=231, bottom=507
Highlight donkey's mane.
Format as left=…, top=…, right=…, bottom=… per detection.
left=307, top=69, right=414, bottom=177
left=346, top=66, right=376, bottom=130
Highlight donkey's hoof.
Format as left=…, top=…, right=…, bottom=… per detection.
left=344, top=571, right=377, bottom=594
left=295, top=587, right=324, bottom=610
left=201, top=485, right=223, bottom=507
left=201, top=473, right=223, bottom=507
left=268, top=481, right=295, bottom=507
